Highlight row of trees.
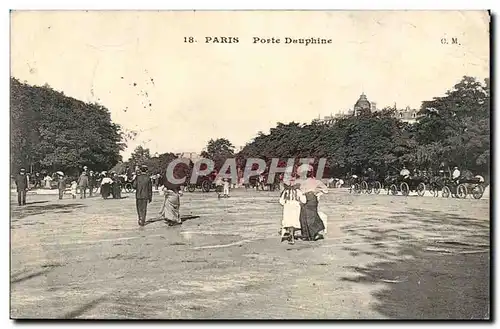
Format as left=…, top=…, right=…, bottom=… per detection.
left=237, top=76, right=490, bottom=178
left=11, top=78, right=125, bottom=176
left=11, top=75, right=490, bottom=181
left=114, top=138, right=237, bottom=177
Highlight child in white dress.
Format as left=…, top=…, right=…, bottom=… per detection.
left=218, top=178, right=230, bottom=199
left=279, top=184, right=306, bottom=244
left=223, top=178, right=230, bottom=197
left=70, top=181, right=78, bottom=199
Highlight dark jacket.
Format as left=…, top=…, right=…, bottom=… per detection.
left=132, top=173, right=152, bottom=201
left=78, top=173, right=89, bottom=187
left=15, top=174, right=29, bottom=191
left=57, top=178, right=66, bottom=190
left=89, top=174, right=97, bottom=187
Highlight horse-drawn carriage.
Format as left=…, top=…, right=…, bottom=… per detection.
left=245, top=173, right=280, bottom=191
left=348, top=171, right=382, bottom=194
left=386, top=174, right=426, bottom=196
left=348, top=175, right=362, bottom=194
left=359, top=172, right=382, bottom=194
left=186, top=174, right=215, bottom=193
left=441, top=176, right=485, bottom=199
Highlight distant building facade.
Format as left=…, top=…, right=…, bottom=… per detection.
left=313, top=92, right=421, bottom=125
left=394, top=105, right=420, bottom=124
left=176, top=152, right=202, bottom=163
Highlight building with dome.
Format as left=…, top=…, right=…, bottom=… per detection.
left=312, top=92, right=421, bottom=125
left=353, top=93, right=375, bottom=116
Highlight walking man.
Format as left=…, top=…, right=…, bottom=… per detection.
left=132, top=165, right=153, bottom=226
left=57, top=172, right=66, bottom=200
left=88, top=170, right=96, bottom=197
left=15, top=168, right=29, bottom=206
left=78, top=170, right=89, bottom=199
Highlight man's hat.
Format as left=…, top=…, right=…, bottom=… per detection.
left=20, top=168, right=25, bottom=172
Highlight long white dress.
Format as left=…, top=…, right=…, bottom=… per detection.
left=279, top=189, right=306, bottom=237
left=43, top=176, right=52, bottom=189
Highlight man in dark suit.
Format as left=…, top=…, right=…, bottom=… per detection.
left=15, top=168, right=29, bottom=206
left=132, top=165, right=153, bottom=226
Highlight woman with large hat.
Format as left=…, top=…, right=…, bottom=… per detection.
left=297, top=164, right=328, bottom=241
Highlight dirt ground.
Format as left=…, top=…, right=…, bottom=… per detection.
left=10, top=188, right=490, bottom=319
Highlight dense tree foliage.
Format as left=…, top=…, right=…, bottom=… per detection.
left=416, top=76, right=490, bottom=175
left=10, top=78, right=125, bottom=175
left=238, top=76, right=490, bottom=179
left=200, top=138, right=235, bottom=171
left=11, top=76, right=489, bottom=183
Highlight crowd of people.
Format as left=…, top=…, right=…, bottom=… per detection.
left=13, top=162, right=331, bottom=243
left=13, top=161, right=485, bottom=246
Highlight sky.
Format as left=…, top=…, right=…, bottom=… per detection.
left=10, top=11, right=490, bottom=159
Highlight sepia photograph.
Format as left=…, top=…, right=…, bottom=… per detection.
left=9, top=10, right=490, bottom=320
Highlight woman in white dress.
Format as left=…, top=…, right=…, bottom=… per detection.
left=279, top=184, right=306, bottom=245
left=43, top=175, right=53, bottom=189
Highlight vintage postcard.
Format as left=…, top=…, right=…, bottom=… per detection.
left=10, top=10, right=490, bottom=319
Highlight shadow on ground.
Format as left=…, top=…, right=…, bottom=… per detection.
left=340, top=208, right=490, bottom=320
left=341, top=245, right=489, bottom=319
left=61, top=296, right=108, bottom=319
left=10, top=203, right=85, bottom=220
left=11, top=263, right=62, bottom=285
left=144, top=215, right=201, bottom=226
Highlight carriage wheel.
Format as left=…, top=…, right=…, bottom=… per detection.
left=187, top=184, right=196, bottom=193
left=366, top=182, right=373, bottom=194
left=354, top=183, right=362, bottom=194
left=417, top=182, right=426, bottom=197
left=472, top=185, right=484, bottom=199
left=400, top=182, right=409, bottom=196
left=373, top=181, right=381, bottom=194
left=442, top=186, right=451, bottom=198
left=390, top=184, right=398, bottom=195
left=124, top=183, right=133, bottom=193
left=201, top=180, right=211, bottom=193
left=457, top=184, right=467, bottom=199
left=360, top=181, right=368, bottom=193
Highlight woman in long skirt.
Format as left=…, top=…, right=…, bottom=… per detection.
left=298, top=170, right=329, bottom=241
left=111, top=174, right=121, bottom=199
left=100, top=175, right=113, bottom=199
left=159, top=184, right=183, bottom=226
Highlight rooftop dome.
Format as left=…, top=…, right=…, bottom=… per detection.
left=354, top=93, right=371, bottom=110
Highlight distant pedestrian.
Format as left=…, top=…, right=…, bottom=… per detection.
left=100, top=174, right=113, bottom=199
left=34, top=172, right=41, bottom=188
left=111, top=172, right=122, bottom=199
left=70, top=181, right=78, bottom=199
left=88, top=170, right=97, bottom=197
left=452, top=166, right=461, bottom=183
left=15, top=168, right=29, bottom=206
left=57, top=172, right=66, bottom=200
left=132, top=165, right=153, bottom=226
left=223, top=178, right=230, bottom=197
left=78, top=171, right=89, bottom=199
left=43, top=174, right=53, bottom=189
